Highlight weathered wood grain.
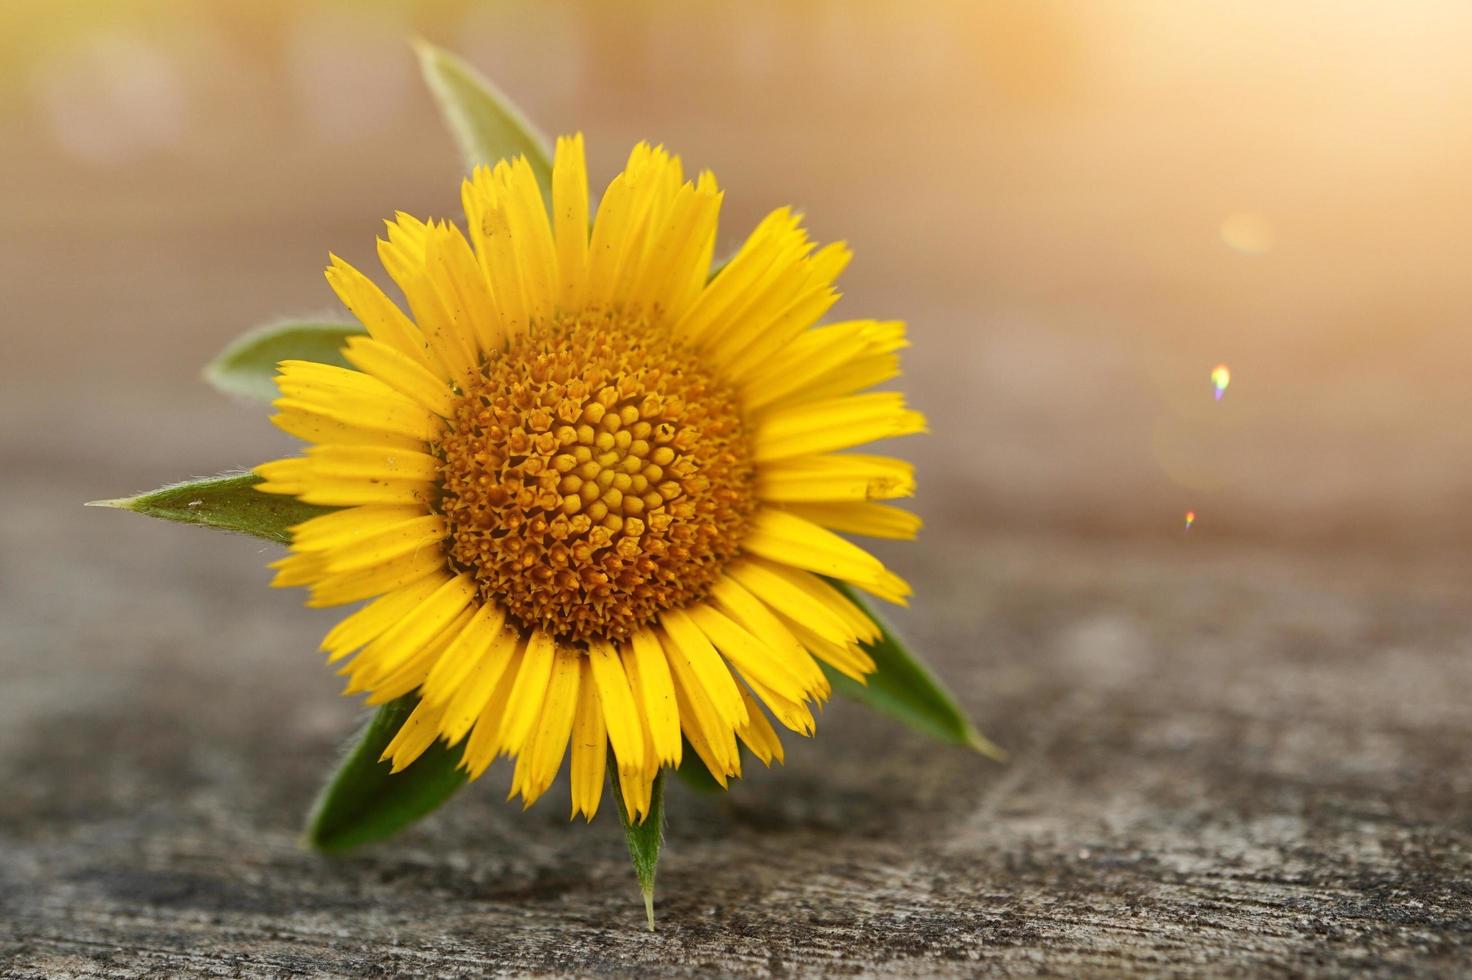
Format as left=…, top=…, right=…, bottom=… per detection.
left=3, top=467, right=1468, bottom=977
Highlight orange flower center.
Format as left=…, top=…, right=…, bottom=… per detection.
left=434, top=308, right=756, bottom=643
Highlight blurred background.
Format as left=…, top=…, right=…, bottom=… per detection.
left=4, top=0, right=1470, bottom=551
left=4, top=3, right=1472, bottom=968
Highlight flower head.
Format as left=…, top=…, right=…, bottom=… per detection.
left=255, top=136, right=925, bottom=820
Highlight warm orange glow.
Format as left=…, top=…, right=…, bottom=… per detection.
left=4, top=0, right=1468, bottom=541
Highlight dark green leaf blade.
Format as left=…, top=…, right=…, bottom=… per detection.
left=414, top=39, right=554, bottom=201
left=826, top=579, right=1005, bottom=760
left=87, top=472, right=335, bottom=543
left=307, top=696, right=468, bottom=854
left=611, top=764, right=666, bottom=930
left=204, top=319, right=364, bottom=402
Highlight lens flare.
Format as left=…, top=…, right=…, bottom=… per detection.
left=1184, top=510, right=1196, bottom=529
left=1211, top=363, right=1231, bottom=401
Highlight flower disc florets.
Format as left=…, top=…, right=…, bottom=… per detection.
left=434, top=307, right=757, bottom=643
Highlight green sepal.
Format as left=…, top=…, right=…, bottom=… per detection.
left=204, top=319, right=365, bottom=402
left=825, top=579, right=1005, bottom=760
left=306, top=695, right=468, bottom=854
left=414, top=39, right=554, bottom=202
left=87, top=472, right=336, bottom=544
left=610, top=763, right=666, bottom=930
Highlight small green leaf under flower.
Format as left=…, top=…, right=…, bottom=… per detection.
left=204, top=319, right=364, bottom=402
left=307, top=695, right=468, bottom=853
left=824, top=580, right=1004, bottom=760
left=89, top=472, right=334, bottom=543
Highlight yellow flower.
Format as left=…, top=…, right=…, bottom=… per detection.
left=254, top=136, right=925, bottom=821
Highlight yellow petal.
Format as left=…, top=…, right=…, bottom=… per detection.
left=779, top=501, right=923, bottom=541
left=740, top=509, right=912, bottom=602
left=675, top=207, right=808, bottom=347
left=587, top=639, right=647, bottom=776
left=513, top=644, right=581, bottom=807
left=627, top=632, right=683, bottom=771
left=307, top=547, right=445, bottom=607
left=496, top=629, right=557, bottom=755
left=341, top=336, right=456, bottom=418
left=685, top=602, right=811, bottom=704
left=755, top=454, right=915, bottom=504
left=424, top=218, right=499, bottom=359
left=734, top=684, right=784, bottom=766
left=296, top=442, right=440, bottom=482
left=793, top=352, right=903, bottom=405
left=348, top=574, right=476, bottom=684
left=291, top=505, right=428, bottom=552
left=381, top=697, right=449, bottom=772
left=377, top=216, right=478, bottom=388
left=319, top=514, right=446, bottom=576
left=741, top=319, right=905, bottom=411
left=780, top=614, right=877, bottom=683
left=752, top=392, right=926, bottom=462
left=325, top=253, right=439, bottom=375
left=626, top=628, right=682, bottom=767
left=661, top=629, right=741, bottom=774
left=743, top=673, right=816, bottom=736
left=757, top=564, right=882, bottom=642
left=726, top=558, right=857, bottom=647
left=359, top=605, right=473, bottom=704
left=319, top=572, right=450, bottom=662
left=419, top=601, right=507, bottom=708
left=460, top=641, right=525, bottom=780
left=438, top=616, right=522, bottom=745
left=719, top=278, right=843, bottom=383
left=569, top=658, right=607, bottom=821
left=709, top=575, right=829, bottom=699
left=617, top=761, right=659, bottom=822
left=625, top=174, right=722, bottom=323
left=273, top=389, right=442, bottom=445
left=659, top=607, right=748, bottom=730
left=463, top=166, right=529, bottom=339
left=269, top=404, right=427, bottom=452
left=552, top=133, right=589, bottom=310
left=502, top=157, right=558, bottom=323
left=267, top=551, right=324, bottom=588
left=669, top=666, right=740, bottom=780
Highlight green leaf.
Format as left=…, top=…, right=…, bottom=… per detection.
left=825, top=580, right=1005, bottom=760
left=306, top=696, right=468, bottom=854
left=204, top=319, right=364, bottom=402
left=414, top=39, right=554, bottom=202
left=610, top=764, right=666, bottom=930
left=87, top=472, right=335, bottom=544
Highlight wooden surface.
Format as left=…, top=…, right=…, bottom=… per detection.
left=3, top=479, right=1469, bottom=975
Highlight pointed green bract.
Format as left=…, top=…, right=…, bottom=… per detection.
left=88, top=472, right=336, bottom=544
left=414, top=39, right=554, bottom=202
left=204, top=319, right=364, bottom=402
left=307, top=696, right=468, bottom=854
left=825, top=579, right=1005, bottom=760
left=611, top=764, right=666, bottom=930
